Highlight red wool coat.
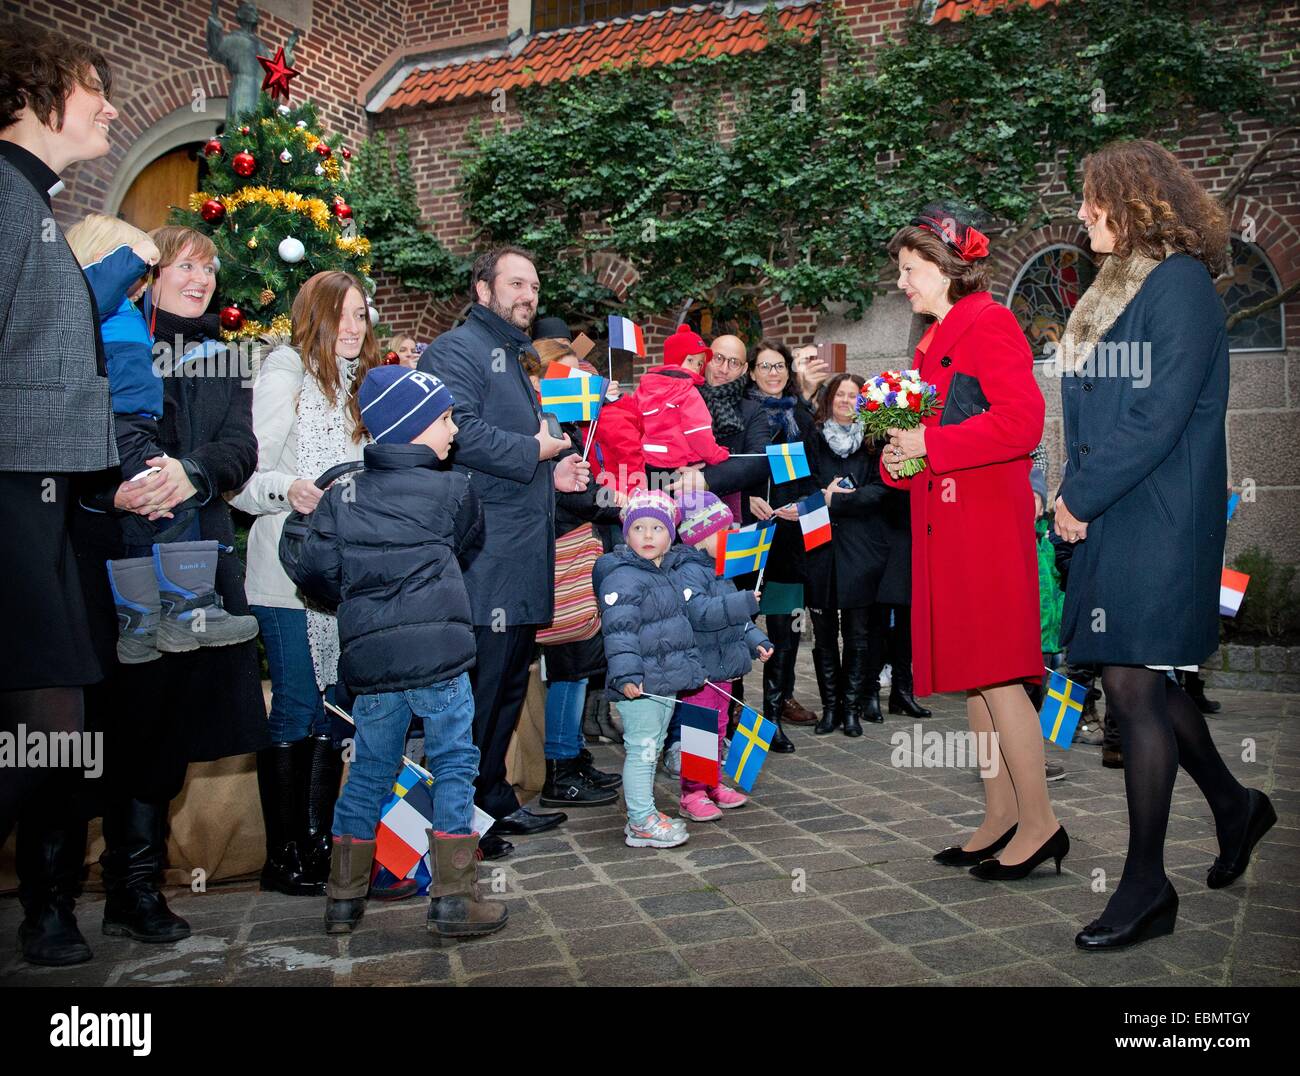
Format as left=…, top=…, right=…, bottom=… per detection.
left=881, top=292, right=1045, bottom=696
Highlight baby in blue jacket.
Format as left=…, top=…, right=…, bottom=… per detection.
left=66, top=213, right=256, bottom=665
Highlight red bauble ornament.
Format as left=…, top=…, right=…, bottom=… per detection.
left=314, top=141, right=332, bottom=158
left=341, top=148, right=351, bottom=160
left=232, top=150, right=256, bottom=177
left=219, top=305, right=244, bottom=331
left=200, top=198, right=225, bottom=223
left=203, top=138, right=223, bottom=158
left=239, top=124, right=251, bottom=135
left=383, top=351, right=400, bottom=366
left=257, top=45, right=300, bottom=101
left=332, top=200, right=353, bottom=221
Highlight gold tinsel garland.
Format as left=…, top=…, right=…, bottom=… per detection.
left=222, top=313, right=294, bottom=342
left=189, top=188, right=333, bottom=231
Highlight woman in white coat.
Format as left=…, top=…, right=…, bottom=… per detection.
left=229, top=271, right=378, bottom=896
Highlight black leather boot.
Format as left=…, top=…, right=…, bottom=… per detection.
left=300, top=735, right=344, bottom=886
left=888, top=682, right=932, bottom=718
left=884, top=607, right=931, bottom=717
left=842, top=642, right=873, bottom=734
left=576, top=746, right=622, bottom=790
left=1181, top=670, right=1221, bottom=715
left=763, top=647, right=796, bottom=754
left=101, top=797, right=191, bottom=943
left=257, top=741, right=321, bottom=896
left=16, top=814, right=92, bottom=966
left=540, top=757, right=618, bottom=807
left=812, top=647, right=844, bottom=736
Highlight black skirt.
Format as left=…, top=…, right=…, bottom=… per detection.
left=0, top=471, right=103, bottom=690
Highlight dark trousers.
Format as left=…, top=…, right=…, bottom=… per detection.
left=469, top=624, right=537, bottom=819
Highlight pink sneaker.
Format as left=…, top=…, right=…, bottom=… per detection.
left=680, top=790, right=723, bottom=822
left=708, top=785, right=749, bottom=809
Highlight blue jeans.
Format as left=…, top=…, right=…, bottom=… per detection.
left=332, top=672, right=480, bottom=840
left=544, top=679, right=586, bottom=761
left=618, top=695, right=676, bottom=824
left=252, top=605, right=330, bottom=741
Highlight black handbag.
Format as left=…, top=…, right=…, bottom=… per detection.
left=277, top=460, right=366, bottom=582
left=940, top=372, right=990, bottom=426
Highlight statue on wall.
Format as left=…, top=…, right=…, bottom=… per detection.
left=206, top=1, right=301, bottom=125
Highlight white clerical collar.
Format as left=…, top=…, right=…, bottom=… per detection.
left=47, top=179, right=65, bottom=198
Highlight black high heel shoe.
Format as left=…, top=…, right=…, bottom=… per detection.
left=969, top=826, right=1069, bottom=881
left=933, top=824, right=1017, bottom=867
left=1207, top=789, right=1276, bottom=889
left=1075, top=880, right=1178, bottom=951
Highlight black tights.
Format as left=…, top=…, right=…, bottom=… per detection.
left=1099, top=665, right=1249, bottom=924
left=0, top=687, right=84, bottom=845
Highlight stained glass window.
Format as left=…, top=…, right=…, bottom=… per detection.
left=1223, top=237, right=1285, bottom=352
left=1008, top=244, right=1097, bottom=360
left=532, top=1, right=669, bottom=32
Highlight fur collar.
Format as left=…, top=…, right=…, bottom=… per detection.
left=1059, top=252, right=1163, bottom=372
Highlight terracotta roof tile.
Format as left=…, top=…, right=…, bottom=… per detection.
left=379, top=2, right=821, bottom=111
left=931, top=0, right=1059, bottom=23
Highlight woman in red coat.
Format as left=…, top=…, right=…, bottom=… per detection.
left=881, top=203, right=1066, bottom=881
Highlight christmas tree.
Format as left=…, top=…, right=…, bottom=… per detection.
left=170, top=93, right=371, bottom=340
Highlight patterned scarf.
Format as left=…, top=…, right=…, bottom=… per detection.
left=293, top=349, right=364, bottom=691
left=746, top=382, right=800, bottom=440
left=820, top=420, right=864, bottom=459
left=697, top=376, right=746, bottom=439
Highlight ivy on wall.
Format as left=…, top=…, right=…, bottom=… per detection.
left=362, top=0, right=1293, bottom=326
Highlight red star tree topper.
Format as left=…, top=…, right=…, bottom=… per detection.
left=257, top=46, right=299, bottom=101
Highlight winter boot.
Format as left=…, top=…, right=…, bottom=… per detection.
left=299, top=735, right=344, bottom=885
left=105, top=556, right=162, bottom=664
left=256, top=742, right=322, bottom=896
left=153, top=540, right=260, bottom=653
left=324, top=835, right=373, bottom=934
left=540, top=757, right=618, bottom=807
left=101, top=797, right=191, bottom=943
left=763, top=648, right=796, bottom=754
left=842, top=644, right=875, bottom=735
left=812, top=647, right=844, bottom=736
left=16, top=813, right=92, bottom=966
left=576, top=746, right=621, bottom=790
left=426, top=831, right=509, bottom=939
left=1181, top=669, right=1221, bottom=715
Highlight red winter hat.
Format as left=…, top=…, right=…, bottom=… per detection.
left=663, top=324, right=713, bottom=368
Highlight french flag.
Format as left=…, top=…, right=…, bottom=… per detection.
left=608, top=314, right=646, bottom=357
left=1220, top=568, right=1249, bottom=617
left=677, top=701, right=720, bottom=786
left=798, top=491, right=832, bottom=551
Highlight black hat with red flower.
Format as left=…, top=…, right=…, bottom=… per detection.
left=909, top=200, right=991, bottom=262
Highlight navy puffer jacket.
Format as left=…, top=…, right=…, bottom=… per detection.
left=592, top=544, right=706, bottom=699
left=668, top=546, right=769, bottom=681
left=287, top=442, right=483, bottom=694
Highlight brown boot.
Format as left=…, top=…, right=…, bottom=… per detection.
left=323, top=835, right=373, bottom=935
left=425, top=831, right=508, bottom=939
left=781, top=698, right=818, bottom=726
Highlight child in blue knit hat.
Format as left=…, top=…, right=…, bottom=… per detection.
left=288, top=365, right=507, bottom=941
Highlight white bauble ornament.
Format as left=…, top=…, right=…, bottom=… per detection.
left=366, top=301, right=379, bottom=327
left=277, top=236, right=305, bottom=263
left=277, top=105, right=290, bottom=116
left=314, top=164, right=325, bottom=176
left=296, top=120, right=307, bottom=129
left=279, top=149, right=293, bottom=163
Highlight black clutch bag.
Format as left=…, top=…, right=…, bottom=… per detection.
left=940, top=372, right=990, bottom=426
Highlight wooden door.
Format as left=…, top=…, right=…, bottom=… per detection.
left=118, top=145, right=200, bottom=233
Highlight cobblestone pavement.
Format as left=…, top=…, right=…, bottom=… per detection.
left=2, top=668, right=1296, bottom=988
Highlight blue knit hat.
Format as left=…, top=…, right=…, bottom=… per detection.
left=359, top=367, right=455, bottom=445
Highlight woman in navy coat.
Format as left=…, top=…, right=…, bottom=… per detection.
left=1055, top=140, right=1275, bottom=951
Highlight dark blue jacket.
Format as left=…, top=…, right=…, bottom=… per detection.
left=84, top=245, right=158, bottom=418
left=1058, top=254, right=1227, bottom=666
left=419, top=303, right=555, bottom=626
left=668, top=546, right=769, bottom=681
left=288, top=443, right=484, bottom=695
left=592, top=544, right=707, bottom=699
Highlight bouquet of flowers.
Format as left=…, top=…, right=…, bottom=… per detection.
left=854, top=369, right=941, bottom=477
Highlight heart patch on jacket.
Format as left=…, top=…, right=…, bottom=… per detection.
left=604, top=592, right=618, bottom=606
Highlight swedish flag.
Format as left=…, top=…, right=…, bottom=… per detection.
left=723, top=706, right=776, bottom=792
left=766, top=441, right=810, bottom=483
left=539, top=375, right=607, bottom=423
left=1039, top=670, right=1087, bottom=749
left=715, top=522, right=776, bottom=578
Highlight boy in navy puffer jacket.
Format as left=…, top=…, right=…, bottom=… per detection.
left=289, top=366, right=506, bottom=941
left=669, top=491, right=772, bottom=821
left=593, top=490, right=706, bottom=848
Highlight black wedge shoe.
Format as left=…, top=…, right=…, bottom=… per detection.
left=1076, top=880, right=1178, bottom=951
left=1207, top=789, right=1277, bottom=889
left=969, top=826, right=1069, bottom=881
left=933, top=824, right=1017, bottom=867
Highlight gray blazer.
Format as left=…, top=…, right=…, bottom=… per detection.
left=0, top=157, right=116, bottom=472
